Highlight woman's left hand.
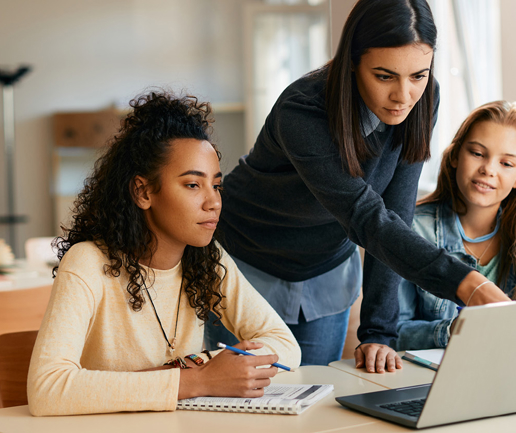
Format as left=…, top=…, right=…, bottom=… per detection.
left=354, top=343, right=403, bottom=373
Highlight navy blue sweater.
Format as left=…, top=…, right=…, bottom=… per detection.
left=218, top=71, right=472, bottom=346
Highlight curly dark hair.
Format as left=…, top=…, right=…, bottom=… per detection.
left=53, top=90, right=226, bottom=322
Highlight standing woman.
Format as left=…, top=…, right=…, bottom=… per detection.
left=206, top=0, right=510, bottom=370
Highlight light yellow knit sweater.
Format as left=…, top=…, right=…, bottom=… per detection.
left=27, top=241, right=301, bottom=416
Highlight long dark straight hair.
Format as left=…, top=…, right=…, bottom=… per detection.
left=326, top=0, right=437, bottom=177
left=419, top=101, right=516, bottom=292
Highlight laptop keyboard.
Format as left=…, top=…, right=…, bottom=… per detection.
left=380, top=398, right=426, bottom=417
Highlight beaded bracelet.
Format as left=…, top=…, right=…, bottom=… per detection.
left=185, top=354, right=204, bottom=366
left=164, top=357, right=190, bottom=369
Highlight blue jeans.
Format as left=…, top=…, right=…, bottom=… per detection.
left=204, top=307, right=351, bottom=366
left=204, top=252, right=360, bottom=366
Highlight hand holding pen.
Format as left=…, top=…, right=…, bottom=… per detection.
left=178, top=340, right=280, bottom=399
left=218, top=342, right=294, bottom=372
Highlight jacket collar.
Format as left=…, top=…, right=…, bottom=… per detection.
left=436, top=201, right=516, bottom=295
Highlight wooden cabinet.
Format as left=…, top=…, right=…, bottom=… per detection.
left=51, top=105, right=245, bottom=235
left=52, top=109, right=123, bottom=234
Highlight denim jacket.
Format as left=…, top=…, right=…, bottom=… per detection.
left=396, top=201, right=516, bottom=351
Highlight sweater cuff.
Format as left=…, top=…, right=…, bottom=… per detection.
left=358, top=334, right=397, bottom=348
left=205, top=348, right=224, bottom=359
left=168, top=368, right=181, bottom=410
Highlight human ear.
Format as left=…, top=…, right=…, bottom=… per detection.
left=133, top=175, right=152, bottom=210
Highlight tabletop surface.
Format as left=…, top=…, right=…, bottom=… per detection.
left=0, top=366, right=384, bottom=433
left=2, top=363, right=516, bottom=433
left=0, top=260, right=54, bottom=291
left=329, top=356, right=436, bottom=389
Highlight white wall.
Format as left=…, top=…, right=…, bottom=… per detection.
left=1, top=0, right=515, bottom=257
left=330, top=0, right=355, bottom=55
left=0, top=0, right=255, bottom=256
left=331, top=0, right=516, bottom=102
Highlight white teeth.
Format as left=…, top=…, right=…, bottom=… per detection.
left=474, top=181, right=494, bottom=189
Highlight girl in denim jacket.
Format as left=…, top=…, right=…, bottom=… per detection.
left=397, top=101, right=516, bottom=351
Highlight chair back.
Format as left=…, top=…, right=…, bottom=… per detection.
left=0, top=330, right=38, bottom=408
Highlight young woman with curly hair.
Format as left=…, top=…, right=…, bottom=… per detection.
left=27, top=91, right=301, bottom=416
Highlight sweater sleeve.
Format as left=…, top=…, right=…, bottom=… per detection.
left=274, top=85, right=472, bottom=346
left=358, top=158, right=422, bottom=345
left=215, top=251, right=302, bottom=369
left=27, top=270, right=179, bottom=416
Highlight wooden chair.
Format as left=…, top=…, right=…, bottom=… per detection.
left=0, top=330, right=38, bottom=408
left=0, top=285, right=52, bottom=335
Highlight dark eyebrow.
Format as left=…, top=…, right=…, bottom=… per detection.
left=372, top=67, right=430, bottom=76
left=179, top=170, right=223, bottom=179
left=467, top=141, right=486, bottom=148
left=467, top=141, right=516, bottom=158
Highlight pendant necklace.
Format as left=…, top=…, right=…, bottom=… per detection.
left=456, top=208, right=501, bottom=266
left=463, top=236, right=496, bottom=266
left=143, top=278, right=183, bottom=356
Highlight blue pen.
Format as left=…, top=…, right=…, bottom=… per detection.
left=217, top=342, right=294, bottom=372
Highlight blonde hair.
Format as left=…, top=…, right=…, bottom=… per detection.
left=419, top=100, right=516, bottom=292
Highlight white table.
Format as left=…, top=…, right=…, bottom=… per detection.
left=2, top=363, right=516, bottom=432
left=0, top=366, right=384, bottom=433
left=329, top=357, right=435, bottom=389
left=0, top=260, right=54, bottom=291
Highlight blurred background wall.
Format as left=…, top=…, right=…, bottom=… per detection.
left=0, top=0, right=515, bottom=257
left=0, top=0, right=252, bottom=256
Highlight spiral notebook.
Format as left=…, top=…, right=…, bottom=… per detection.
left=402, top=349, right=444, bottom=371
left=177, top=383, right=333, bottom=415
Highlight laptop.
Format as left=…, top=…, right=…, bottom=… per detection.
left=336, top=301, right=516, bottom=429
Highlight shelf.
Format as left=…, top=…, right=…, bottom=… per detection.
left=211, top=102, right=245, bottom=113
